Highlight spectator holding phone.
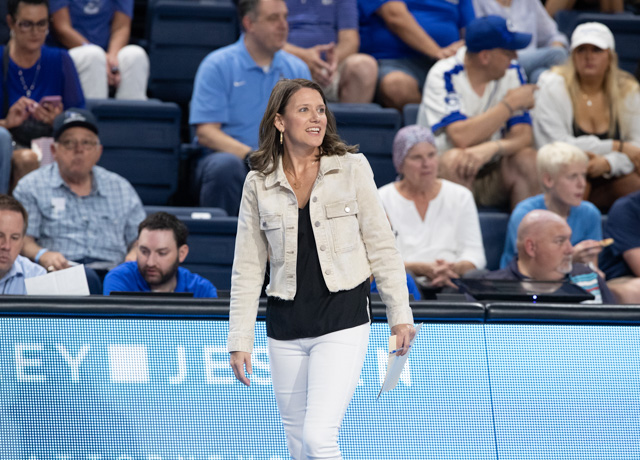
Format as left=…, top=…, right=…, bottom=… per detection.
left=1, top=0, right=85, bottom=192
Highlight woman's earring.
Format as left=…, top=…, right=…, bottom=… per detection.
left=280, top=131, right=283, bottom=145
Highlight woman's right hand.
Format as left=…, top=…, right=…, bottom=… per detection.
left=230, top=351, right=252, bottom=386
left=4, top=96, right=36, bottom=129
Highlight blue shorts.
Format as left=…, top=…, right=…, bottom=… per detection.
left=378, top=56, right=437, bottom=89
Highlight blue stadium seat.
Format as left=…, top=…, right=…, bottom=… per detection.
left=569, top=13, right=640, bottom=74
left=147, top=0, right=239, bottom=107
left=144, top=205, right=227, bottom=218
left=479, top=212, right=510, bottom=271
left=329, top=103, right=401, bottom=188
left=87, top=99, right=182, bottom=205
left=179, top=216, right=238, bottom=290
left=402, top=103, right=420, bottom=126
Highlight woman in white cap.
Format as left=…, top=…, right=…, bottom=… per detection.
left=378, top=124, right=486, bottom=291
left=533, top=22, right=640, bottom=212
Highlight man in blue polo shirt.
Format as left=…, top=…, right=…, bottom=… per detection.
left=104, top=212, right=217, bottom=297
left=190, top=0, right=311, bottom=216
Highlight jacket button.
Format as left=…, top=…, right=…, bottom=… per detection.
left=320, top=245, right=326, bottom=251
left=315, top=221, right=320, bottom=227
left=312, top=196, right=317, bottom=202
left=344, top=206, right=350, bottom=213
left=325, top=269, right=331, bottom=275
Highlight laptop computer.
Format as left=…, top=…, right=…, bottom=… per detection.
left=453, top=278, right=595, bottom=303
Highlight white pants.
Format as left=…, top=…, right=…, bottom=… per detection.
left=268, top=323, right=370, bottom=460
left=69, top=44, right=149, bottom=100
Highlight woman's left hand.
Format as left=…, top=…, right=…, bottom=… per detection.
left=390, top=323, right=416, bottom=357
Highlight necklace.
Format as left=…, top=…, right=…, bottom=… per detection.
left=580, top=89, right=600, bottom=108
left=18, top=59, right=42, bottom=98
left=284, top=159, right=319, bottom=190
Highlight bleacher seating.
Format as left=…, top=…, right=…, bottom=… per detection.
left=146, top=0, right=239, bottom=109
left=87, top=99, right=182, bottom=206
left=329, top=103, right=401, bottom=188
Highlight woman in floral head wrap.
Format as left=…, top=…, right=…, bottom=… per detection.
left=378, top=124, right=487, bottom=289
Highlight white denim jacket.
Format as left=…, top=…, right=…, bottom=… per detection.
left=227, top=153, right=414, bottom=352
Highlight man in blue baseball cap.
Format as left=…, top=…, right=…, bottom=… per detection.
left=13, top=108, right=145, bottom=294
left=417, top=15, right=540, bottom=211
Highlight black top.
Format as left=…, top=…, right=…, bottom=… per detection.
left=572, top=119, right=620, bottom=140
left=266, top=203, right=370, bottom=340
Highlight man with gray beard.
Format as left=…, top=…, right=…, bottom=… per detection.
left=484, top=209, right=615, bottom=304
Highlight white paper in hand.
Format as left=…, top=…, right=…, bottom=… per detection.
left=25, top=264, right=90, bottom=296
left=377, top=323, right=422, bottom=399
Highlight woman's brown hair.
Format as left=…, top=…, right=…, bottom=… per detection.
left=249, top=79, right=358, bottom=174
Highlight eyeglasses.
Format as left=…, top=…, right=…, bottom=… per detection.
left=58, top=139, right=100, bottom=150
left=16, top=19, right=49, bottom=33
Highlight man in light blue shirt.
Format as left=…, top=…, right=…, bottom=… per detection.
left=0, top=195, right=46, bottom=295
left=189, top=0, right=310, bottom=216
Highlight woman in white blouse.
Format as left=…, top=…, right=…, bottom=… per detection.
left=378, top=124, right=486, bottom=288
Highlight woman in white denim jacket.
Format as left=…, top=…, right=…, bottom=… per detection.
left=228, top=79, right=415, bottom=459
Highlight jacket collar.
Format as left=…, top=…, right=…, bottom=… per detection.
left=264, top=153, right=343, bottom=188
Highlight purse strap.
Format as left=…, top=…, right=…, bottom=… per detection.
left=2, top=45, right=9, bottom=117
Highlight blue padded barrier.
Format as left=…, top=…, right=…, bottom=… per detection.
left=147, top=0, right=239, bottom=107
left=478, top=212, right=509, bottom=271
left=329, top=103, right=401, bottom=188
left=86, top=99, right=182, bottom=206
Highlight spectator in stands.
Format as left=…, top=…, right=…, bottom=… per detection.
left=358, top=0, right=475, bottom=110
left=485, top=209, right=615, bottom=304
left=283, top=0, right=377, bottom=103
left=545, top=0, right=623, bottom=19
left=500, top=142, right=603, bottom=269
left=12, top=108, right=145, bottom=294
left=533, top=22, right=640, bottom=212
left=103, top=212, right=217, bottom=297
left=472, top=0, right=568, bottom=83
left=378, top=124, right=486, bottom=289
left=0, top=194, right=46, bottom=294
left=418, top=15, right=539, bottom=210
left=599, top=190, right=640, bottom=303
left=1, top=0, right=85, bottom=192
left=49, top=0, right=149, bottom=100
left=189, top=0, right=310, bottom=216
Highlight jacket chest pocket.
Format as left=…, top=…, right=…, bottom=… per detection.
left=325, top=199, right=359, bottom=253
left=260, top=213, right=285, bottom=262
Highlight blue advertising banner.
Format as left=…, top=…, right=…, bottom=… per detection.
left=1, top=318, right=639, bottom=459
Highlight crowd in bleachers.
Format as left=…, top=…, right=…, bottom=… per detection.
left=1, top=0, right=640, bottom=303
